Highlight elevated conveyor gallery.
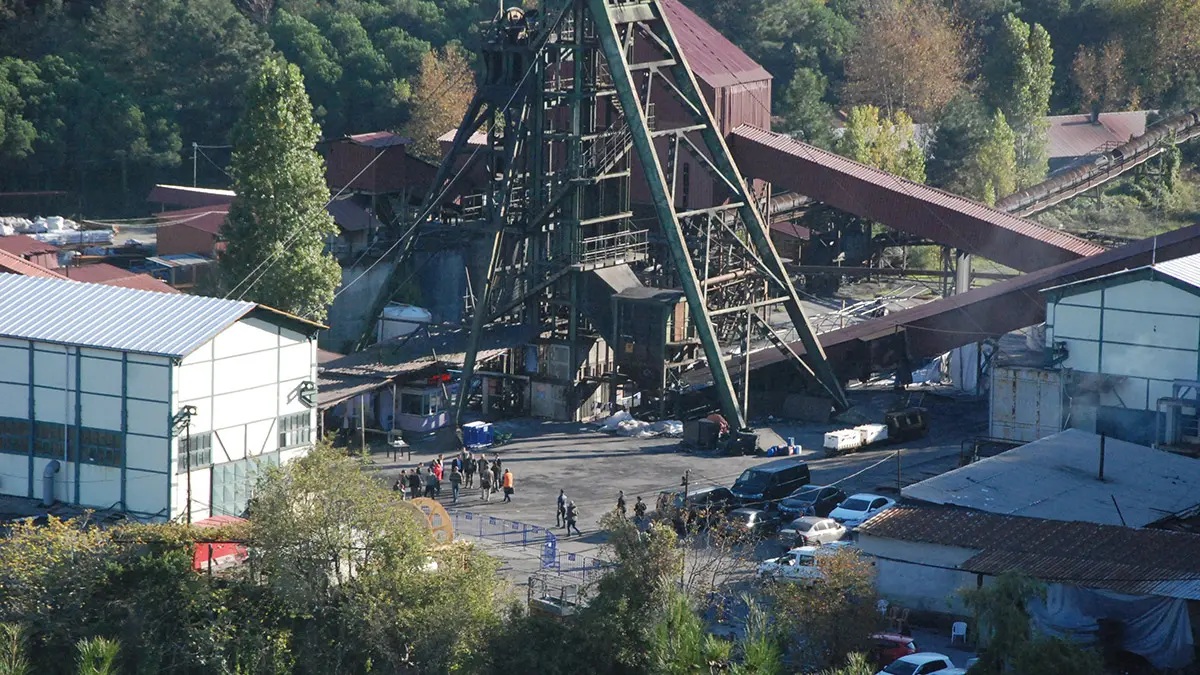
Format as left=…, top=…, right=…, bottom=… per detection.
left=727, top=125, right=1105, bottom=272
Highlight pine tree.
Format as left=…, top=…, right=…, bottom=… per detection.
left=220, top=55, right=341, bottom=322
left=984, top=14, right=1054, bottom=187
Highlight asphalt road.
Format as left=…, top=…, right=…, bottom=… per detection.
left=365, top=386, right=988, bottom=578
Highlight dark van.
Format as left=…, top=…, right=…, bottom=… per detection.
left=731, top=458, right=811, bottom=507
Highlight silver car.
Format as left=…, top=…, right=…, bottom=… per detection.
left=779, top=516, right=846, bottom=546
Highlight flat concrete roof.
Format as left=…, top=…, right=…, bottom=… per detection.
left=901, top=428, right=1200, bottom=528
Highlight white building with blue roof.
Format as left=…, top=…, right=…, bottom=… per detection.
left=0, top=275, right=322, bottom=521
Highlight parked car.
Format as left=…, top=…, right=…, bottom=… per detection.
left=719, top=507, right=780, bottom=540
left=876, top=653, right=954, bottom=675
left=869, top=633, right=918, bottom=667
left=778, top=484, right=848, bottom=518
left=731, top=458, right=811, bottom=507
left=778, top=516, right=846, bottom=546
left=829, top=493, right=896, bottom=527
left=657, top=485, right=735, bottom=533
left=928, top=669, right=966, bottom=675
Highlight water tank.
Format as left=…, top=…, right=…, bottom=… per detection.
left=376, top=303, right=432, bottom=342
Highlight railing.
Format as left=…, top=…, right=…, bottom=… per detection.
left=447, top=509, right=613, bottom=580
left=574, top=228, right=649, bottom=265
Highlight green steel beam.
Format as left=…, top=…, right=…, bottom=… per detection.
left=588, top=0, right=747, bottom=428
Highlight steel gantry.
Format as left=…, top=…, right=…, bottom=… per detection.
left=396, top=0, right=847, bottom=428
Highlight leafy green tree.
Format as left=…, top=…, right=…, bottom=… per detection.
left=819, top=652, right=875, bottom=675
left=269, top=9, right=344, bottom=130
left=0, top=623, right=30, bottom=675
left=75, top=637, right=119, bottom=675
left=403, top=44, right=476, bottom=160
left=1010, top=636, right=1105, bottom=675
left=837, top=105, right=926, bottom=183
left=928, top=93, right=990, bottom=195
left=984, top=14, right=1054, bottom=187
left=219, top=55, right=341, bottom=321
left=0, top=58, right=40, bottom=162
left=961, top=571, right=1045, bottom=674
left=651, top=589, right=735, bottom=674
left=972, top=110, right=1019, bottom=205
left=780, top=68, right=834, bottom=148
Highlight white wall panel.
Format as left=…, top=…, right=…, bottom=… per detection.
left=127, top=362, right=169, bottom=401
left=210, top=384, right=276, bottom=429
left=182, top=338, right=213, bottom=366
left=1103, top=309, right=1200, bottom=351
left=1101, top=343, right=1197, bottom=382
left=279, top=325, right=307, bottom=346
left=0, top=453, right=29, bottom=497
left=0, top=344, right=28, bottom=383
left=213, top=319, right=278, bottom=359
left=0, top=337, right=26, bottom=349
left=246, top=418, right=277, bottom=457
left=1053, top=304, right=1101, bottom=341
left=80, top=356, right=122, bottom=396
left=213, top=352, right=277, bottom=395
left=0, top=383, right=26, bottom=417
left=1062, top=339, right=1101, bottom=372
left=31, top=457, right=70, bottom=504
left=175, top=467, right=212, bottom=521
left=213, top=427, right=246, bottom=463
left=33, top=348, right=70, bottom=389
left=278, top=343, right=312, bottom=382
left=175, top=398, right=212, bottom=434
left=127, top=399, right=168, bottom=437
left=80, top=393, right=122, bottom=431
left=125, top=469, right=168, bottom=516
left=177, top=360, right=213, bottom=402
left=279, top=446, right=308, bottom=464
left=277, top=377, right=311, bottom=416
left=1098, top=375, right=1150, bottom=410
left=33, top=387, right=74, bottom=425
left=78, top=464, right=122, bottom=510
left=1106, top=279, right=1200, bottom=315
left=126, top=434, right=168, bottom=473
left=1058, top=289, right=1102, bottom=307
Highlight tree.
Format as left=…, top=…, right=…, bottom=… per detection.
left=1073, top=40, right=1132, bottom=115
left=780, top=68, right=835, bottom=148
left=820, top=652, right=875, bottom=675
left=972, top=110, right=1019, bottom=205
left=837, top=105, right=926, bottom=183
left=928, top=93, right=990, bottom=195
left=0, top=58, right=39, bottom=162
left=1151, top=0, right=1200, bottom=106
left=75, top=637, right=119, bottom=675
left=650, top=589, right=734, bottom=674
left=402, top=44, right=476, bottom=160
left=843, top=0, right=967, bottom=122
left=983, top=14, right=1054, bottom=187
left=0, top=623, right=30, bottom=675
left=219, top=55, right=341, bottom=321
left=763, top=547, right=880, bottom=669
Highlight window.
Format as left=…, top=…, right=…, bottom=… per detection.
left=212, top=450, right=281, bottom=518
left=0, top=418, right=29, bottom=454
left=680, top=163, right=691, bottom=209
left=33, top=422, right=68, bottom=459
left=78, top=428, right=123, bottom=467
left=177, top=432, right=213, bottom=472
left=398, top=391, right=445, bottom=417
left=277, top=412, right=312, bottom=449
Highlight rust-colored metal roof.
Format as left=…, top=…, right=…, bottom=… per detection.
left=147, top=184, right=235, bottom=209
left=62, top=263, right=138, bottom=283
left=0, top=234, right=60, bottom=257
left=155, top=205, right=228, bottom=235
left=1046, top=111, right=1149, bottom=159
left=728, top=125, right=1105, bottom=272
left=858, top=504, right=1200, bottom=599
left=96, top=273, right=180, bottom=294
left=0, top=249, right=67, bottom=279
left=769, top=221, right=810, bottom=240
left=661, top=0, right=772, bottom=89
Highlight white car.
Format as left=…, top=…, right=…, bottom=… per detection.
left=828, top=493, right=896, bottom=527
left=779, top=516, right=847, bottom=546
left=757, top=546, right=826, bottom=583
left=877, top=653, right=954, bottom=675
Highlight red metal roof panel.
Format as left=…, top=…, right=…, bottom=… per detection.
left=661, top=0, right=772, bottom=89
left=1046, top=111, right=1149, bottom=159
left=0, top=249, right=67, bottom=279
left=346, top=131, right=411, bottom=149
left=0, top=234, right=60, bottom=257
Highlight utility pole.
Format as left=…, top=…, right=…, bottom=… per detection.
left=682, top=469, right=690, bottom=501
left=172, top=405, right=197, bottom=524
left=192, top=142, right=198, bottom=187
left=895, top=449, right=902, bottom=493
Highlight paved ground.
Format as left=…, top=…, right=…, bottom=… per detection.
left=363, top=385, right=988, bottom=579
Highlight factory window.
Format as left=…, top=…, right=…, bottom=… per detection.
left=177, top=432, right=213, bottom=472
left=0, top=417, right=30, bottom=454
left=681, top=163, right=691, bottom=210
left=212, top=450, right=281, bottom=518
left=78, top=428, right=123, bottom=468
left=399, top=390, right=443, bottom=416
left=33, top=422, right=68, bottom=459
left=277, top=412, right=312, bottom=449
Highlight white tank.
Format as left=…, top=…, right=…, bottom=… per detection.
left=376, top=303, right=432, bottom=342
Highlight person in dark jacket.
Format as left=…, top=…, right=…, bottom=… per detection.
left=490, top=459, right=502, bottom=493
left=449, top=465, right=462, bottom=503
left=556, top=489, right=567, bottom=527
left=463, top=450, right=475, bottom=487
left=408, top=469, right=422, bottom=500
left=616, top=490, right=627, bottom=519
left=479, top=466, right=492, bottom=501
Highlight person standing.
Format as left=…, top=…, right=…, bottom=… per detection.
left=463, top=449, right=475, bottom=487
left=393, top=475, right=404, bottom=494
left=556, top=489, right=567, bottom=527
left=449, top=465, right=462, bottom=503
left=408, top=469, right=422, bottom=500
left=423, top=467, right=437, bottom=498
left=617, top=490, right=627, bottom=519
left=566, top=501, right=581, bottom=536
left=432, top=458, right=444, bottom=482
left=479, top=466, right=492, bottom=501
left=490, top=459, right=502, bottom=493
left=501, top=468, right=514, bottom=503
left=476, top=456, right=490, bottom=485
left=634, top=495, right=646, bottom=522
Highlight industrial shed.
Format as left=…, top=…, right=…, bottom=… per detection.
left=0, top=276, right=321, bottom=522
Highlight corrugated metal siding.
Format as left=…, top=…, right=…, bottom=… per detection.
left=661, top=0, right=772, bottom=88
left=989, top=366, right=1064, bottom=442
left=1154, top=252, right=1200, bottom=289
left=0, top=275, right=255, bottom=357
left=1046, top=112, right=1149, bottom=160
left=728, top=125, right=1105, bottom=272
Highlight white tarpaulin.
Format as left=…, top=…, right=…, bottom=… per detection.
left=1029, top=584, right=1194, bottom=669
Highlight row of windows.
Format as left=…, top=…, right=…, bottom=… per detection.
left=177, top=432, right=214, bottom=472
left=0, top=417, right=124, bottom=467
left=278, top=412, right=311, bottom=449
left=178, top=414, right=312, bottom=473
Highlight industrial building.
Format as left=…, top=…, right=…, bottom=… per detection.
left=0, top=275, right=321, bottom=522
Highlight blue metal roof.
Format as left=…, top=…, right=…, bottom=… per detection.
left=0, top=275, right=256, bottom=358
left=1152, top=252, right=1200, bottom=290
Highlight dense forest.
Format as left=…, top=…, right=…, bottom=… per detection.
left=0, top=0, right=1197, bottom=217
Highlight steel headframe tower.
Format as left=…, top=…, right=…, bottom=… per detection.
left=409, top=0, right=847, bottom=429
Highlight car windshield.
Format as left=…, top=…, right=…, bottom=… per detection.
left=792, top=520, right=815, bottom=532
left=840, top=498, right=871, bottom=511
left=734, top=470, right=770, bottom=492
left=882, top=661, right=918, bottom=675
left=788, top=487, right=820, bottom=503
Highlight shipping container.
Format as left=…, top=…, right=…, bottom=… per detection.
left=855, top=423, right=889, bottom=445
left=824, top=429, right=862, bottom=452
left=989, top=365, right=1064, bottom=442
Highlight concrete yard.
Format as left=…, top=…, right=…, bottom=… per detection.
left=363, top=386, right=988, bottom=580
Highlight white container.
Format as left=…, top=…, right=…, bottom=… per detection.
left=824, top=429, right=862, bottom=452
left=989, top=365, right=1064, bottom=442
left=855, top=423, right=888, bottom=445
left=376, top=303, right=432, bottom=342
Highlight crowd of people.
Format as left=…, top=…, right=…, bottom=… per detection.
left=392, top=449, right=514, bottom=504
